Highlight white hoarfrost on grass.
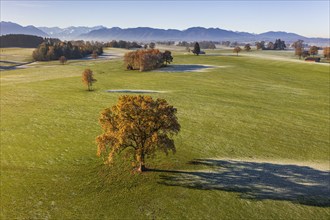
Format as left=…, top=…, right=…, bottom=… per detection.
left=154, top=64, right=228, bottom=73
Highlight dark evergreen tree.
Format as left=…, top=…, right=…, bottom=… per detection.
left=192, top=42, right=201, bottom=55
left=149, top=42, right=156, bottom=49
left=274, top=39, right=286, bottom=50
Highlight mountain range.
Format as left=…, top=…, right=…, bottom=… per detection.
left=1, top=21, right=328, bottom=44
left=38, top=25, right=106, bottom=40
left=0, top=21, right=48, bottom=37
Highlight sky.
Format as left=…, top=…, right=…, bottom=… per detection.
left=1, top=0, right=329, bottom=38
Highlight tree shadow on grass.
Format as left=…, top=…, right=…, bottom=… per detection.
left=151, top=159, right=330, bottom=207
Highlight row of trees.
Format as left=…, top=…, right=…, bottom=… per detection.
left=292, top=40, right=323, bottom=59
left=156, top=41, right=175, bottom=45
left=176, top=40, right=288, bottom=50
left=32, top=40, right=103, bottom=61
left=255, top=39, right=286, bottom=50
left=232, top=44, right=254, bottom=55
left=104, top=40, right=142, bottom=49
left=0, top=34, right=60, bottom=48
left=124, top=49, right=173, bottom=71
left=103, top=41, right=160, bottom=50
left=177, top=41, right=216, bottom=49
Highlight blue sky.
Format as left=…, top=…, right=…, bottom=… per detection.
left=1, top=0, right=329, bottom=38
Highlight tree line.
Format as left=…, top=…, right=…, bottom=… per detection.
left=292, top=40, right=329, bottom=60
left=0, top=34, right=60, bottom=48
left=156, top=41, right=175, bottom=45
left=177, top=41, right=216, bottom=49
left=32, top=40, right=103, bottom=61
left=104, top=40, right=142, bottom=49
left=255, top=39, right=286, bottom=50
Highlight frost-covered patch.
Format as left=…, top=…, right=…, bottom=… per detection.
left=154, top=64, right=227, bottom=73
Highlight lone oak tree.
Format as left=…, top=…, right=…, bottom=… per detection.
left=233, top=46, right=242, bottom=56
left=96, top=95, right=180, bottom=172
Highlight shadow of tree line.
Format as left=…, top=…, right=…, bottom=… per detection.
left=150, top=159, right=330, bottom=207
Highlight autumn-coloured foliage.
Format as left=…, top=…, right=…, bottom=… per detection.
left=124, top=49, right=173, bottom=71
left=323, top=47, right=330, bottom=59
left=59, top=56, right=67, bottom=64
left=292, top=40, right=304, bottom=49
left=295, top=47, right=303, bottom=59
left=233, top=46, right=242, bottom=56
left=309, top=46, right=318, bottom=57
left=82, top=68, right=97, bottom=91
left=96, top=95, right=180, bottom=172
left=33, top=41, right=103, bottom=61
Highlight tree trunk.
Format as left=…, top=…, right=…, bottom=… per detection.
left=137, top=162, right=145, bottom=172
left=137, top=152, right=146, bottom=172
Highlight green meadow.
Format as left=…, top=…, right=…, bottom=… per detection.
left=1, top=48, right=329, bottom=219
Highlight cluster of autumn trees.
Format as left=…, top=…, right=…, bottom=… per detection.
left=324, top=47, right=330, bottom=59
left=79, top=67, right=180, bottom=173
left=292, top=40, right=329, bottom=60
left=124, top=49, right=173, bottom=71
left=32, top=40, right=103, bottom=61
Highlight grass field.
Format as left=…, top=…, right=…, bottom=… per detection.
left=1, top=47, right=329, bottom=219
left=0, top=48, right=34, bottom=62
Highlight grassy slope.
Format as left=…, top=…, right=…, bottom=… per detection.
left=1, top=50, right=329, bottom=219
left=0, top=48, right=35, bottom=62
